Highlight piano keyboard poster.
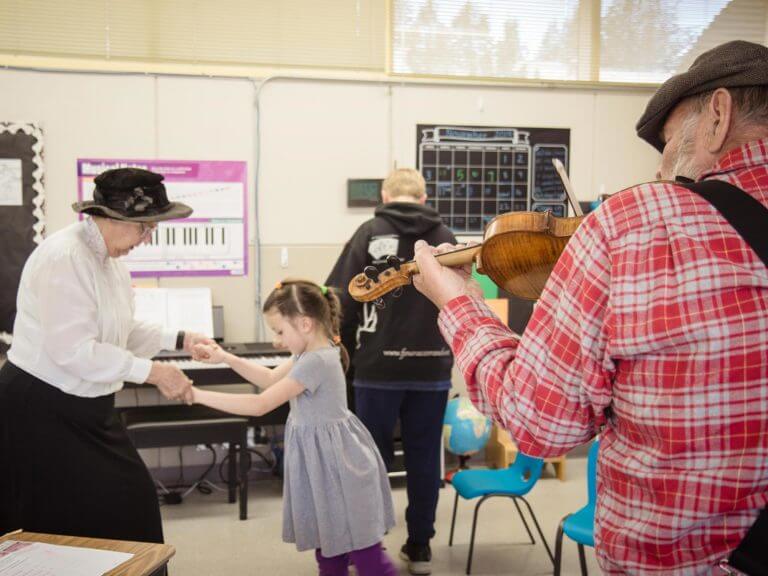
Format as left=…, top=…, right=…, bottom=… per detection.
left=77, top=159, right=248, bottom=277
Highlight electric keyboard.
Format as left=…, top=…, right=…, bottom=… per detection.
left=157, top=341, right=289, bottom=386
left=119, top=341, right=291, bottom=425
left=126, top=342, right=290, bottom=387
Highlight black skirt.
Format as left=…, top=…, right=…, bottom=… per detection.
left=0, top=362, right=163, bottom=543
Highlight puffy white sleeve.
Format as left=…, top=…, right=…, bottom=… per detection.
left=127, top=319, right=177, bottom=359
left=37, top=253, right=153, bottom=384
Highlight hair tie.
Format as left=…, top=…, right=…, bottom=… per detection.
left=332, top=335, right=341, bottom=345
left=320, top=285, right=328, bottom=295
left=275, top=281, right=283, bottom=290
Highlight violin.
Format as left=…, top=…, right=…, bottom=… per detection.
left=348, top=210, right=583, bottom=304
left=348, top=159, right=585, bottom=304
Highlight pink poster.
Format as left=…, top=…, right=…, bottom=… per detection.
left=78, top=159, right=248, bottom=277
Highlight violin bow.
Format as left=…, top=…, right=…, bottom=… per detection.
left=552, top=158, right=583, bottom=217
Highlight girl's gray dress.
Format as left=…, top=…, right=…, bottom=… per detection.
left=282, top=347, right=395, bottom=558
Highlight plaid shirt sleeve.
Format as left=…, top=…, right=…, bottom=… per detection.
left=438, top=211, right=614, bottom=458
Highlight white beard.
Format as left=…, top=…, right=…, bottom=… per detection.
left=669, top=113, right=702, bottom=181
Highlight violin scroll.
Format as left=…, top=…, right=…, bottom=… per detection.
left=348, top=258, right=417, bottom=303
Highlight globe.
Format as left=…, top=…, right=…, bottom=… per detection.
left=443, top=396, right=492, bottom=456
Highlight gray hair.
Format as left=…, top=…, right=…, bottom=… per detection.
left=692, top=86, right=768, bottom=127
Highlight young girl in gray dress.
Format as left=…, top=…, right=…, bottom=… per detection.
left=188, top=279, right=397, bottom=576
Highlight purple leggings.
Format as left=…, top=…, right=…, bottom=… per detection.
left=315, top=542, right=398, bottom=576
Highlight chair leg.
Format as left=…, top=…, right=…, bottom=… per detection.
left=239, top=429, right=248, bottom=520
left=578, top=543, right=588, bottom=576
left=553, top=518, right=566, bottom=576
left=518, top=497, right=554, bottom=565
left=228, top=442, right=236, bottom=503
left=511, top=497, right=535, bottom=545
left=449, top=490, right=459, bottom=547
left=466, top=495, right=490, bottom=575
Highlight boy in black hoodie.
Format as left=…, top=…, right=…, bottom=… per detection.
left=326, top=168, right=455, bottom=575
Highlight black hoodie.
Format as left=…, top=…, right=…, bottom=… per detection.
left=326, top=202, right=456, bottom=385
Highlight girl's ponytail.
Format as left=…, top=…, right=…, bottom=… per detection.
left=322, top=286, right=350, bottom=373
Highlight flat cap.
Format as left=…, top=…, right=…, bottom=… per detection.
left=636, top=40, right=768, bottom=153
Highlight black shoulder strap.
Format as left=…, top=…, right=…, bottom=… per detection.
left=680, top=179, right=768, bottom=269
left=726, top=506, right=768, bottom=575
left=683, top=179, right=768, bottom=573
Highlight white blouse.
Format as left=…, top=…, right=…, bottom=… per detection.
left=8, top=218, right=176, bottom=397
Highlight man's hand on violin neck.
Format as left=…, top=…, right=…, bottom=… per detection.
left=413, top=240, right=483, bottom=309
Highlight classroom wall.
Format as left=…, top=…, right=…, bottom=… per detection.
left=1, top=68, right=658, bottom=467
left=1, top=68, right=659, bottom=343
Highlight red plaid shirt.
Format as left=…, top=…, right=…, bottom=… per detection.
left=439, top=138, right=768, bottom=575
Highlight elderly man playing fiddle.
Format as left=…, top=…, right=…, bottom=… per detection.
left=413, top=41, right=768, bottom=574
left=0, top=168, right=213, bottom=544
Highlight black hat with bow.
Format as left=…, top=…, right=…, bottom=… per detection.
left=72, top=167, right=193, bottom=222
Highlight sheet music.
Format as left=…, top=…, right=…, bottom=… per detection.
left=0, top=540, right=132, bottom=576
left=134, top=287, right=214, bottom=338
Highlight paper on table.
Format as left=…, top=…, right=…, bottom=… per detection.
left=134, top=287, right=214, bottom=338
left=0, top=540, right=133, bottom=576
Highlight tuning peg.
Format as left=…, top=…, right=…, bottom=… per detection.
left=386, top=255, right=401, bottom=271
left=374, top=298, right=386, bottom=309
left=364, top=266, right=380, bottom=282
left=391, top=287, right=403, bottom=298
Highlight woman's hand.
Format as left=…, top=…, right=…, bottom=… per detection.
left=146, top=362, right=193, bottom=401
left=412, top=240, right=484, bottom=309
left=182, top=386, right=198, bottom=405
left=192, top=342, right=226, bottom=364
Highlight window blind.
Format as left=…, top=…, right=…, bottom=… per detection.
left=393, top=0, right=767, bottom=84
left=600, top=0, right=768, bottom=83
left=392, top=0, right=595, bottom=81
left=0, top=0, right=386, bottom=71
left=1, top=0, right=765, bottom=83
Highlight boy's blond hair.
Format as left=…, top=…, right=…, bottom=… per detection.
left=382, top=168, right=426, bottom=200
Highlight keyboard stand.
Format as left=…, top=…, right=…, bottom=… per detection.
left=121, top=405, right=250, bottom=520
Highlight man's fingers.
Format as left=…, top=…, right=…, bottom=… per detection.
left=414, top=239, right=441, bottom=278
left=434, top=242, right=457, bottom=255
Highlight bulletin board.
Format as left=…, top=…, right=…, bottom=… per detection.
left=416, top=125, right=570, bottom=234
left=78, top=159, right=248, bottom=277
left=0, top=122, right=45, bottom=345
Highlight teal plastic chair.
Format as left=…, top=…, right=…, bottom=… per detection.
left=449, top=452, right=554, bottom=574
left=553, top=440, right=599, bottom=576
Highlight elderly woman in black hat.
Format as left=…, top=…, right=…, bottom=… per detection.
left=0, top=168, right=212, bottom=544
